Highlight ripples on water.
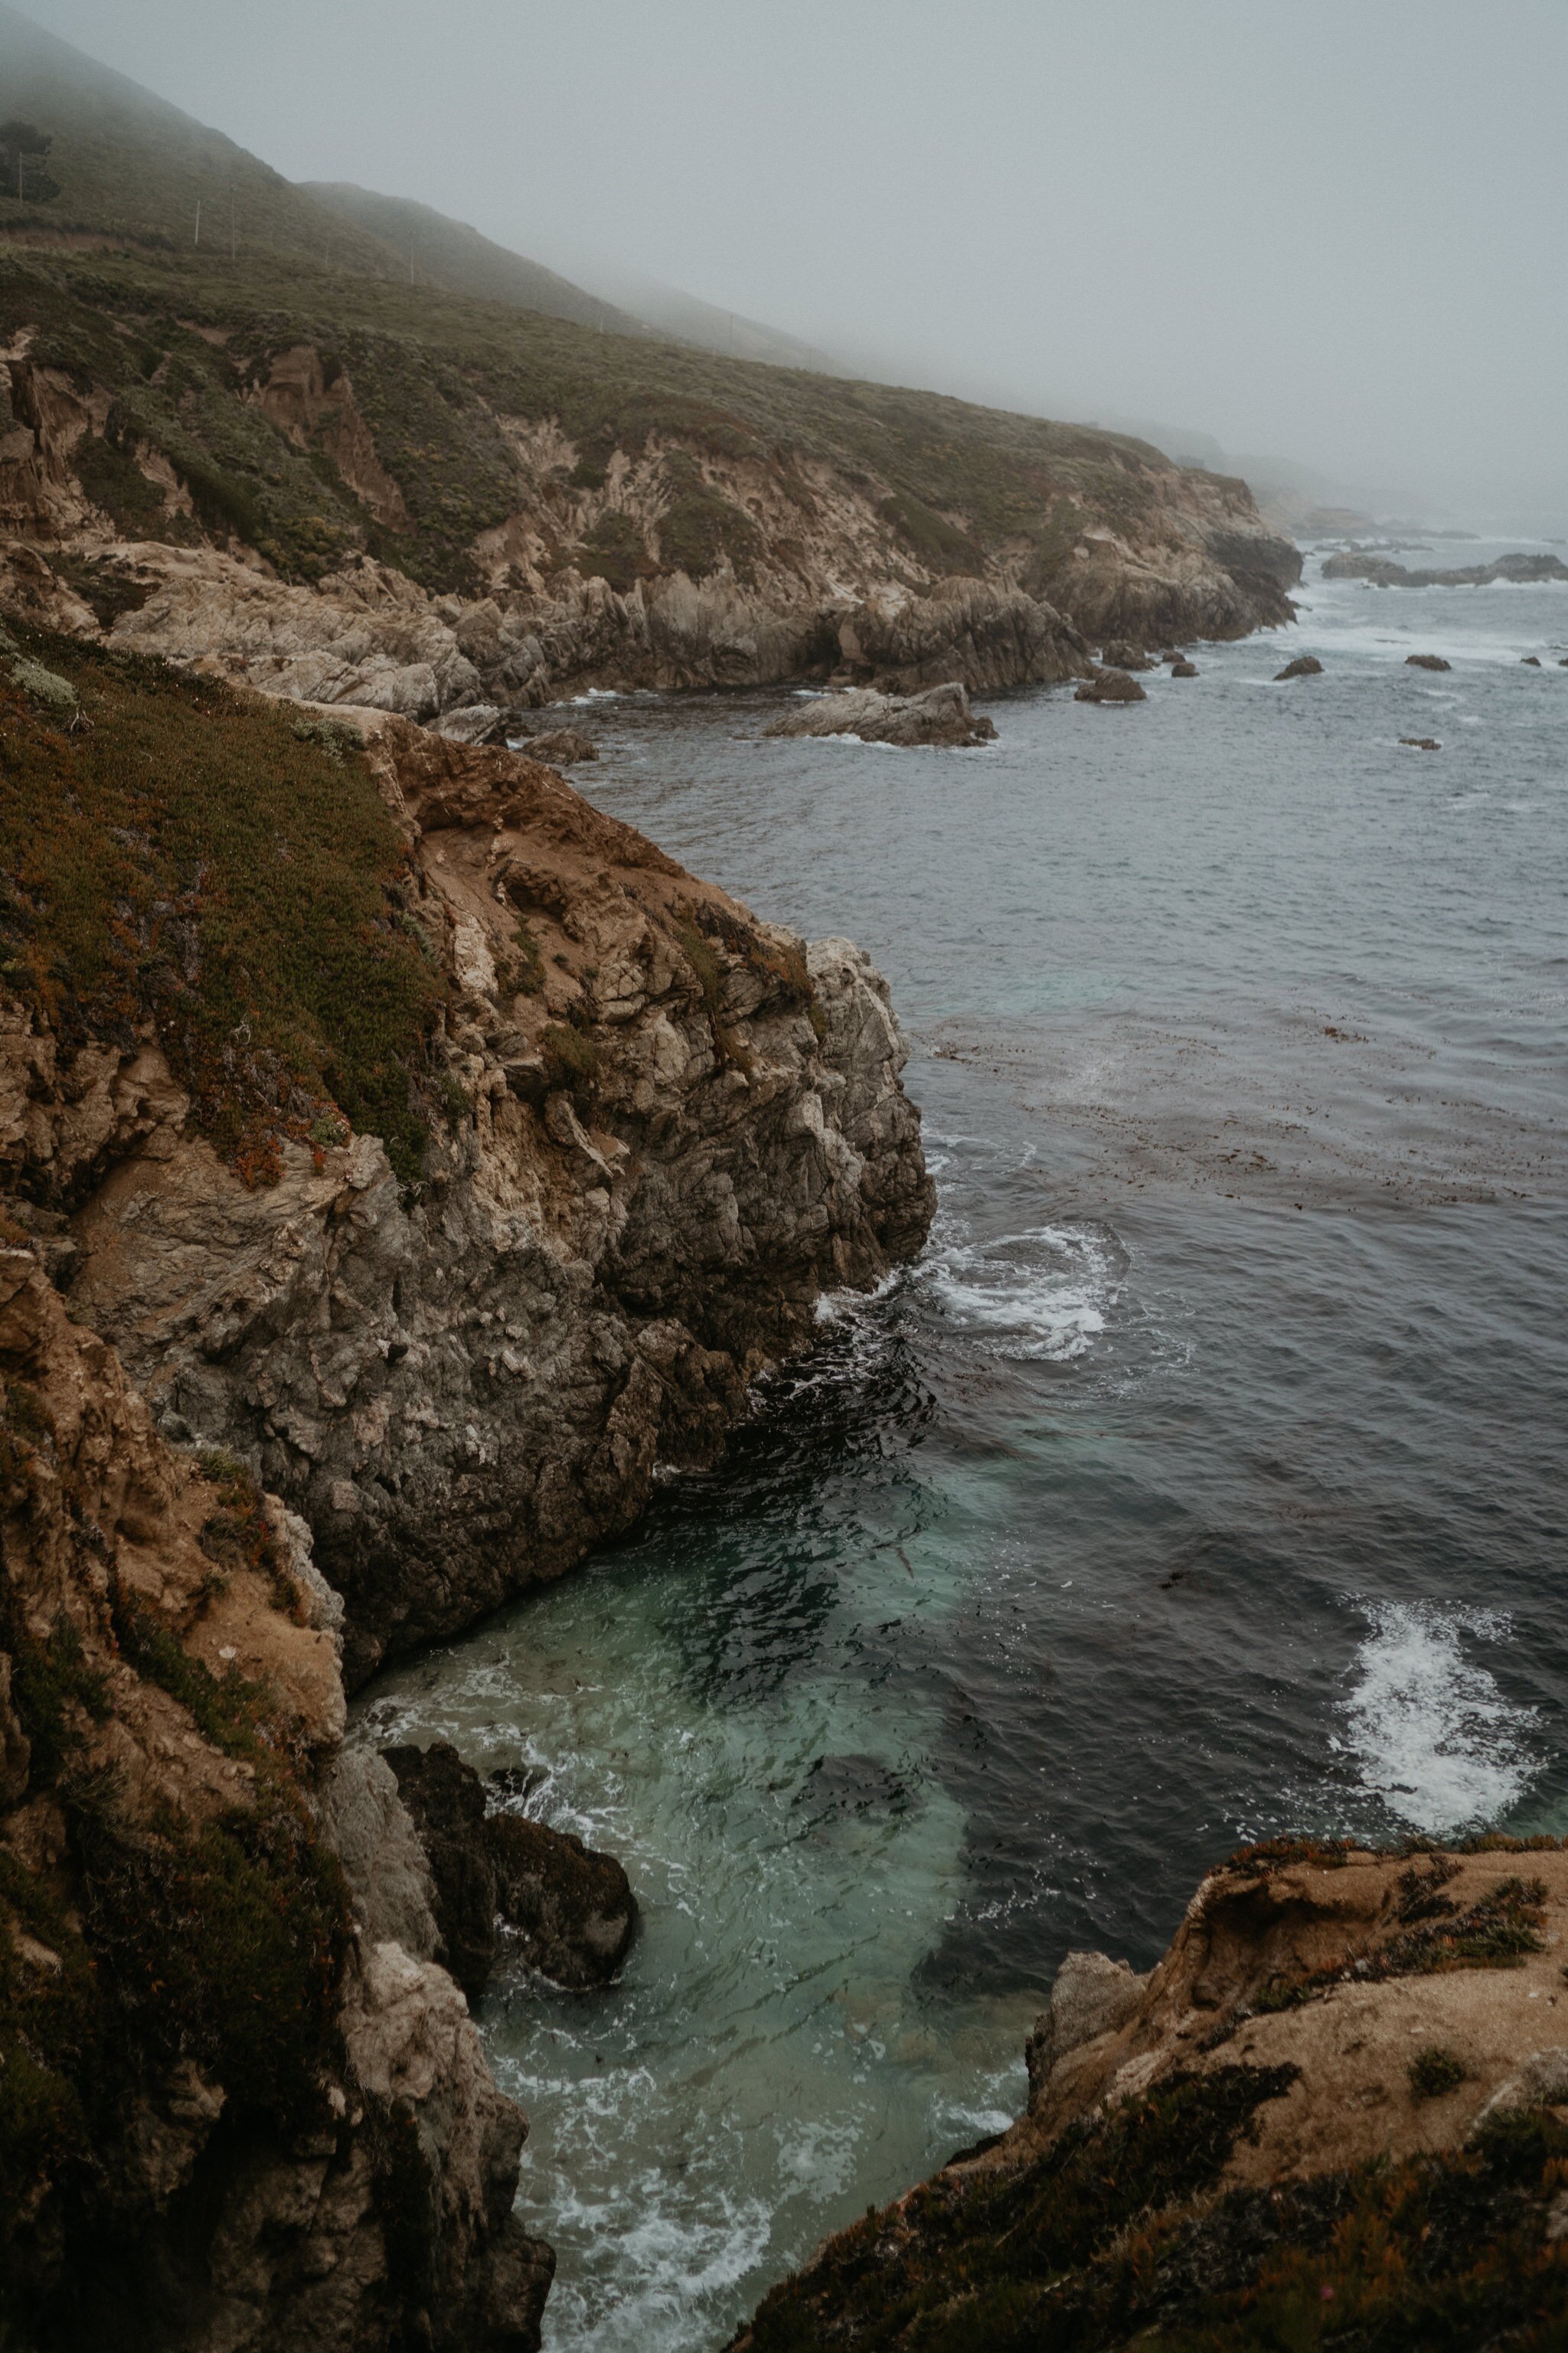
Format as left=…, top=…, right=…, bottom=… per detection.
left=358, top=548, right=1568, bottom=2348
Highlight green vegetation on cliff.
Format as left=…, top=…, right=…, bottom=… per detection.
left=0, top=628, right=446, bottom=1184
left=2, top=237, right=1187, bottom=599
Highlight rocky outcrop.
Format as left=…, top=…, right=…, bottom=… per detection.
left=736, top=1838, right=1568, bottom=2348
left=1275, top=652, right=1323, bottom=678
left=1324, top=549, right=1568, bottom=588
left=381, top=1740, right=636, bottom=1995
left=0, top=1246, right=550, bottom=2351
left=1073, top=666, right=1146, bottom=703
left=520, top=726, right=597, bottom=765
left=763, top=679, right=996, bottom=747
left=2, top=702, right=934, bottom=1688
left=487, top=1809, right=637, bottom=1992
left=1406, top=652, right=1451, bottom=671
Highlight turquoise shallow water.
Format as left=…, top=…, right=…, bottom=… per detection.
left=358, top=546, right=1568, bottom=2348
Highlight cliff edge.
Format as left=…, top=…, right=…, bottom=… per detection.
left=736, top=1837, right=1568, bottom=2347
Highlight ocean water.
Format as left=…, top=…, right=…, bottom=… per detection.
left=357, top=544, right=1568, bottom=2349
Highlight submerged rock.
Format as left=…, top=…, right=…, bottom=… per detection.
left=1275, top=653, right=1324, bottom=679
left=1406, top=653, right=1451, bottom=672
left=763, top=679, right=997, bottom=747
left=1400, top=735, right=1442, bottom=750
left=1073, top=666, right=1146, bottom=703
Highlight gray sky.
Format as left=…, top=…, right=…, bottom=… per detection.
left=24, top=0, right=1568, bottom=526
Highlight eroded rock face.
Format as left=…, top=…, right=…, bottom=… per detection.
left=6, top=720, right=933, bottom=1684
left=1023, top=1949, right=1148, bottom=2106
left=384, top=1739, right=504, bottom=1999
left=763, top=678, right=997, bottom=747
left=0, top=1246, right=550, bottom=2351
left=0, top=306, right=1300, bottom=708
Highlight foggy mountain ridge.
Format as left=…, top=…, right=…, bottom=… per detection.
left=2, top=0, right=1353, bottom=521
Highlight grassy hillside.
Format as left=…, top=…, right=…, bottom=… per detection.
left=299, top=181, right=647, bottom=338
left=0, top=7, right=828, bottom=370
left=0, top=622, right=446, bottom=1184
left=1, top=237, right=1176, bottom=596
left=0, top=3, right=398, bottom=271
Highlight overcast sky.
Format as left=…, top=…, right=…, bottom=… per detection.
left=22, top=0, right=1568, bottom=525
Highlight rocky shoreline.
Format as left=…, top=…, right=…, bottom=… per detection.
left=0, top=243, right=1302, bottom=727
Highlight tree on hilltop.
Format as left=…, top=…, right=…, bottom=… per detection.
left=0, top=120, right=61, bottom=204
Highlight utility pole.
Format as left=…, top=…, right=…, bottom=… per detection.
left=194, top=199, right=201, bottom=247
left=230, top=186, right=236, bottom=261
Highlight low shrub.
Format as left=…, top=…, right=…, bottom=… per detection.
left=1408, top=2044, right=1467, bottom=2100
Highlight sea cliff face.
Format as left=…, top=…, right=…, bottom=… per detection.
left=2, top=691, right=932, bottom=1685
left=734, top=1838, right=1568, bottom=2348
left=0, top=1243, right=554, bottom=2350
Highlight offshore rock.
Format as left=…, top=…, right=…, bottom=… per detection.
left=1073, top=666, right=1146, bottom=703
left=1171, top=658, right=1199, bottom=676
left=1324, top=549, right=1568, bottom=589
left=488, top=1810, right=637, bottom=1990
left=1275, top=652, right=1324, bottom=679
left=22, top=719, right=935, bottom=1685
left=384, top=1740, right=638, bottom=1992
left=524, top=725, right=599, bottom=764
left=1406, top=652, right=1452, bottom=671
left=763, top=678, right=996, bottom=747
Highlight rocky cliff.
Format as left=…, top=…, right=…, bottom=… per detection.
left=0, top=609, right=934, bottom=2342
left=0, top=244, right=1299, bottom=717
left=0, top=1240, right=553, bottom=2349
left=736, top=1837, right=1568, bottom=2347
left=0, top=629, right=933, bottom=1687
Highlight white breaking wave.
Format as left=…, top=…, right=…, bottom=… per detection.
left=920, top=1221, right=1119, bottom=1361
left=1339, top=1601, right=1540, bottom=1835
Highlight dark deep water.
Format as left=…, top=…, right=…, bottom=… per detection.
left=358, top=547, right=1568, bottom=2347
